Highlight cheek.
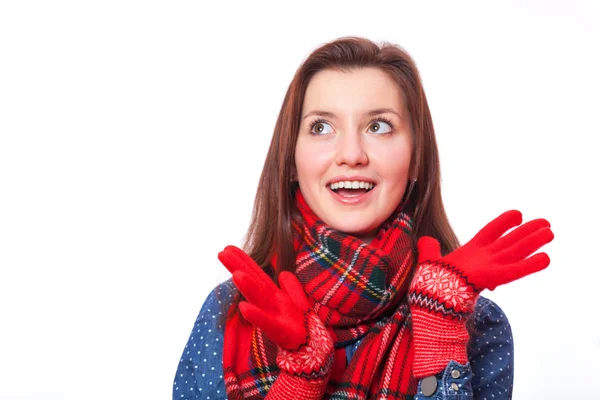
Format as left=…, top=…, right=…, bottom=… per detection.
left=295, top=138, right=335, bottom=179
left=372, top=139, right=412, bottom=180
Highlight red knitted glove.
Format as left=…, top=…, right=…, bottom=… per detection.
left=408, top=210, right=554, bottom=378
left=218, top=245, right=334, bottom=399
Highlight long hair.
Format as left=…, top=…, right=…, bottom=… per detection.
left=224, top=36, right=461, bottom=319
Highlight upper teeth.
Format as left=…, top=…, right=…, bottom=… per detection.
left=330, top=181, right=374, bottom=190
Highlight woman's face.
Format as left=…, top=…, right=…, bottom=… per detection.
left=294, top=67, right=413, bottom=243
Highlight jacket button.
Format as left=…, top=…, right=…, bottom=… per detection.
left=421, top=376, right=437, bottom=397
left=451, top=369, right=461, bottom=379
left=451, top=383, right=459, bottom=391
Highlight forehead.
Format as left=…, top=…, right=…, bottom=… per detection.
left=302, top=67, right=405, bottom=115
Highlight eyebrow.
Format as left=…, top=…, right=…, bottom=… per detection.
left=302, top=108, right=401, bottom=120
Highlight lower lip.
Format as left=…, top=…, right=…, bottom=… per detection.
left=328, top=186, right=376, bottom=205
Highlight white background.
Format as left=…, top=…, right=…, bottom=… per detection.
left=1, top=1, right=598, bottom=399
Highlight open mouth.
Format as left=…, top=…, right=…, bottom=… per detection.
left=328, top=181, right=376, bottom=197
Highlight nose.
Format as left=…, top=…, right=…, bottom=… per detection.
left=334, top=130, right=369, bottom=167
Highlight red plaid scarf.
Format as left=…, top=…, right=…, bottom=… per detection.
left=223, top=189, right=418, bottom=399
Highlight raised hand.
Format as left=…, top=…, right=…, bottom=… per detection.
left=421, top=210, right=552, bottom=289
left=408, top=210, right=554, bottom=377
left=218, top=245, right=309, bottom=350
left=218, top=245, right=334, bottom=383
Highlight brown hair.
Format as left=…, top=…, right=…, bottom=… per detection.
left=222, top=36, right=461, bottom=321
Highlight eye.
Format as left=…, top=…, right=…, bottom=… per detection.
left=368, top=117, right=394, bottom=134
left=308, top=118, right=333, bottom=135
left=308, top=116, right=395, bottom=135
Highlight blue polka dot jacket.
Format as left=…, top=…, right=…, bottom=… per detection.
left=174, top=279, right=514, bottom=399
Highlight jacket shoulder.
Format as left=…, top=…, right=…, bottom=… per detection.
left=472, top=295, right=512, bottom=332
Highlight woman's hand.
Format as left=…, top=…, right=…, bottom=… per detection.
left=408, top=210, right=554, bottom=377
left=218, top=245, right=334, bottom=380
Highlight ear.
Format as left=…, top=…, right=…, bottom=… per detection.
left=290, top=164, right=298, bottom=182
left=408, top=162, right=417, bottom=182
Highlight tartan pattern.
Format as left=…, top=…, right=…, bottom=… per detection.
left=223, top=189, right=419, bottom=399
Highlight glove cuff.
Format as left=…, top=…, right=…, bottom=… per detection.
left=265, top=372, right=329, bottom=400
left=410, top=308, right=470, bottom=378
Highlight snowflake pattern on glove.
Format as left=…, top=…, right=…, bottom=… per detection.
left=276, top=310, right=334, bottom=378
left=410, top=262, right=477, bottom=314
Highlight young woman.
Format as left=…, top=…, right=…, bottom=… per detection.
left=173, top=36, right=554, bottom=399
